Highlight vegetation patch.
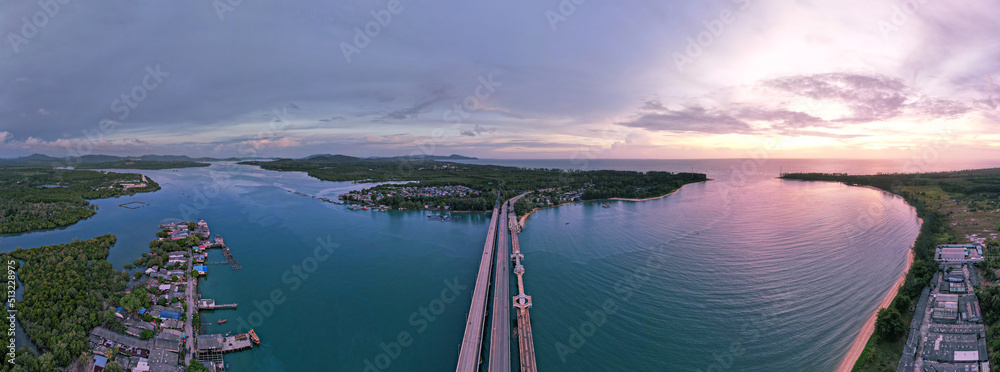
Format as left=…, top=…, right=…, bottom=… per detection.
left=0, top=168, right=160, bottom=233
left=5, top=235, right=130, bottom=370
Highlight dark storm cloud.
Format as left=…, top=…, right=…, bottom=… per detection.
left=0, top=0, right=706, bottom=155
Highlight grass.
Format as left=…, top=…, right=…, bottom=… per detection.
left=899, top=185, right=1000, bottom=245
left=852, top=310, right=914, bottom=372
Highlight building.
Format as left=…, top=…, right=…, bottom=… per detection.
left=935, top=244, right=984, bottom=263
left=898, top=264, right=989, bottom=371
left=92, top=355, right=108, bottom=372
left=159, top=310, right=182, bottom=320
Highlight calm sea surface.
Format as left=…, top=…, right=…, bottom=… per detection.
left=1, top=158, right=997, bottom=371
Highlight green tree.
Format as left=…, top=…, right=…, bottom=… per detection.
left=874, top=307, right=905, bottom=342
left=106, top=361, right=124, bottom=372
left=188, top=361, right=210, bottom=372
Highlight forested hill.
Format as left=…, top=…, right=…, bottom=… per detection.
left=0, top=154, right=214, bottom=170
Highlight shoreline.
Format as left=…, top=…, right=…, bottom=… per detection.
left=835, top=193, right=924, bottom=372
left=517, top=181, right=705, bottom=227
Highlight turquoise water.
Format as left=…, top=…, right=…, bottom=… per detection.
left=1, top=159, right=995, bottom=371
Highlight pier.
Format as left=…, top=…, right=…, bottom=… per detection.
left=213, top=235, right=243, bottom=269
left=197, top=299, right=238, bottom=310
left=456, top=190, right=533, bottom=372
left=456, top=198, right=501, bottom=372
left=197, top=332, right=256, bottom=371
left=488, top=200, right=511, bottom=372
left=509, top=202, right=537, bottom=371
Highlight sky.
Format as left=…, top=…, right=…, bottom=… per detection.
left=1, top=0, right=998, bottom=160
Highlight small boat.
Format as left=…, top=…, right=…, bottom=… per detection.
left=218, top=319, right=227, bottom=324
left=601, top=204, right=610, bottom=208
left=248, top=329, right=260, bottom=344
left=225, top=331, right=231, bottom=336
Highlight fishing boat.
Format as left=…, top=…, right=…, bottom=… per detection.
left=248, top=329, right=261, bottom=344
left=217, top=319, right=227, bottom=324
left=602, top=204, right=610, bottom=208
left=225, top=331, right=231, bottom=336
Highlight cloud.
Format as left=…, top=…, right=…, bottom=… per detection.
left=611, top=132, right=652, bottom=151
left=2, top=0, right=999, bottom=159
left=382, top=89, right=448, bottom=120
left=36, top=108, right=50, bottom=115
left=618, top=106, right=753, bottom=134
left=240, top=137, right=301, bottom=150
left=318, top=116, right=345, bottom=122
left=0, top=133, right=153, bottom=153
left=619, top=72, right=987, bottom=139
left=459, top=124, right=496, bottom=137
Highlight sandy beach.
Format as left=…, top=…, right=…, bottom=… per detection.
left=836, top=213, right=923, bottom=372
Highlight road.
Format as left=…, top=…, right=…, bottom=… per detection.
left=184, top=248, right=196, bottom=366
left=488, top=200, right=511, bottom=372
left=456, top=203, right=501, bottom=372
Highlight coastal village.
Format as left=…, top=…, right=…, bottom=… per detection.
left=85, top=219, right=258, bottom=372
left=898, top=244, right=989, bottom=371
left=338, top=183, right=596, bottom=212
left=341, top=185, right=480, bottom=208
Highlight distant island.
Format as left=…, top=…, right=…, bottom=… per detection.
left=781, top=168, right=1000, bottom=371
left=0, top=154, right=229, bottom=170
left=240, top=155, right=707, bottom=215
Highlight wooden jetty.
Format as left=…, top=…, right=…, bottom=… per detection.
left=213, top=235, right=242, bottom=269
left=197, top=332, right=254, bottom=354
left=197, top=299, right=238, bottom=310
left=509, top=202, right=537, bottom=372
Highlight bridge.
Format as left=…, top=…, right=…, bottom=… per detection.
left=455, top=197, right=502, bottom=371
left=456, top=190, right=534, bottom=372
left=509, top=199, right=536, bottom=371
left=487, top=200, right=511, bottom=372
